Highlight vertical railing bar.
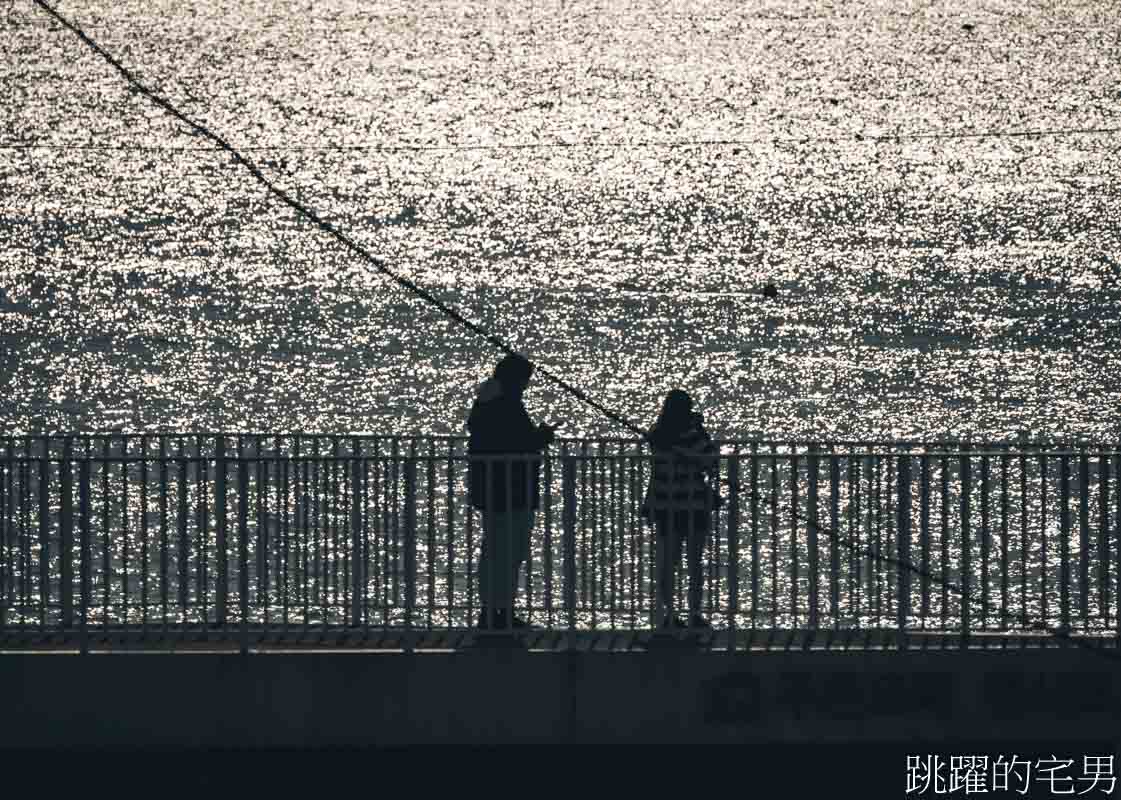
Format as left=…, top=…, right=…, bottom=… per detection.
left=611, top=453, right=619, bottom=629
left=404, top=458, right=417, bottom=643
left=177, top=441, right=188, bottom=622
left=38, top=448, right=49, bottom=630
left=301, top=443, right=311, bottom=630
left=1020, top=446, right=1028, bottom=630
left=1000, top=447, right=1009, bottom=631
left=425, top=444, right=436, bottom=629
left=273, top=436, right=284, bottom=631
left=446, top=440, right=455, bottom=628
left=769, top=444, right=778, bottom=629
left=896, top=453, right=912, bottom=647
left=16, top=456, right=25, bottom=628
left=79, top=458, right=90, bottom=654
left=707, top=446, right=719, bottom=629
left=203, top=436, right=213, bottom=628
left=544, top=445, right=555, bottom=629
left=790, top=449, right=800, bottom=629
left=887, top=454, right=898, bottom=629
left=1115, top=451, right=1120, bottom=648
left=807, top=444, right=819, bottom=631
left=363, top=459, right=370, bottom=637
left=0, top=452, right=7, bottom=632
left=750, top=444, right=759, bottom=630
left=281, top=446, right=290, bottom=629
left=140, top=434, right=149, bottom=631
left=590, top=450, right=599, bottom=627
left=627, top=447, right=637, bottom=630
left=322, top=439, right=329, bottom=627
left=1099, top=452, right=1110, bottom=624
left=312, top=438, right=322, bottom=628
left=238, top=460, right=249, bottom=654
left=980, top=453, right=990, bottom=630
left=60, top=437, right=74, bottom=630
left=159, top=437, right=169, bottom=629
left=940, top=452, right=949, bottom=632
left=1, top=449, right=10, bottom=632
left=874, top=453, right=884, bottom=628
left=580, top=446, right=588, bottom=613
left=333, top=437, right=341, bottom=622
left=256, top=437, right=267, bottom=628
left=848, top=452, right=858, bottom=622
left=373, top=446, right=385, bottom=628
left=101, top=439, right=110, bottom=632
left=563, top=452, right=576, bottom=638
left=350, top=444, right=362, bottom=629
left=919, top=452, right=930, bottom=629
left=864, top=450, right=874, bottom=626
left=391, top=440, right=400, bottom=622
left=637, top=443, right=647, bottom=627
left=214, top=434, right=227, bottom=627
left=960, top=445, right=971, bottom=650
left=1078, top=451, right=1090, bottom=627
left=120, top=439, right=130, bottom=631
left=727, top=456, right=740, bottom=650
left=1040, top=452, right=1049, bottom=626
left=828, top=447, right=840, bottom=627
left=1060, top=454, right=1071, bottom=631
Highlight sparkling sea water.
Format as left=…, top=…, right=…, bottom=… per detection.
left=2, top=0, right=1120, bottom=442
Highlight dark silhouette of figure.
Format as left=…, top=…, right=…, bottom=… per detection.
left=641, top=390, right=719, bottom=629
left=467, top=353, right=556, bottom=630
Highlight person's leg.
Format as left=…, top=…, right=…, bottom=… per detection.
left=507, top=510, right=534, bottom=623
left=477, top=511, right=497, bottom=627
left=494, top=510, right=516, bottom=624
left=687, top=511, right=707, bottom=623
left=654, top=517, right=671, bottom=625
left=657, top=514, right=687, bottom=627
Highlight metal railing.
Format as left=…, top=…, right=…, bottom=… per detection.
left=1, top=434, right=1118, bottom=652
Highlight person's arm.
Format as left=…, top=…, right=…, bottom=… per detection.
left=508, top=399, right=555, bottom=452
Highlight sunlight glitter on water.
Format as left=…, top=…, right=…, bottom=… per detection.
left=1, top=0, right=1119, bottom=441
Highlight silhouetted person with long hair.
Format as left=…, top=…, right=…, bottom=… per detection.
left=467, top=353, right=556, bottom=630
left=641, top=389, right=719, bottom=629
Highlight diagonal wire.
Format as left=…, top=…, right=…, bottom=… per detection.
left=31, top=0, right=1120, bottom=662
left=30, top=0, right=645, bottom=443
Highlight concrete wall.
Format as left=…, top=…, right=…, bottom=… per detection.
left=3, top=649, right=1119, bottom=747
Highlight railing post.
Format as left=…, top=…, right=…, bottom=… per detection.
left=60, top=437, right=74, bottom=629
left=79, top=458, right=91, bottom=655
left=1060, top=453, right=1071, bottom=631
left=350, top=455, right=363, bottom=628
left=1098, top=452, right=1110, bottom=623
left=403, top=458, right=417, bottom=639
left=829, top=450, right=840, bottom=626
left=215, top=434, right=228, bottom=626
left=38, top=440, right=49, bottom=628
left=238, top=460, right=249, bottom=655
left=562, top=457, right=577, bottom=632
left=960, top=444, right=971, bottom=651
left=980, top=452, right=991, bottom=630
left=1078, top=452, right=1089, bottom=627
left=726, top=457, right=740, bottom=650
left=0, top=451, right=5, bottom=631
left=807, top=444, right=819, bottom=630
left=896, top=452, right=912, bottom=649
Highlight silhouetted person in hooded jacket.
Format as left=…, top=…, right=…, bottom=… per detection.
left=467, top=353, right=556, bottom=629
left=641, top=389, right=719, bottom=629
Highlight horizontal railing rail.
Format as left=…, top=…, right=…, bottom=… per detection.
left=1, top=439, right=1118, bottom=653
